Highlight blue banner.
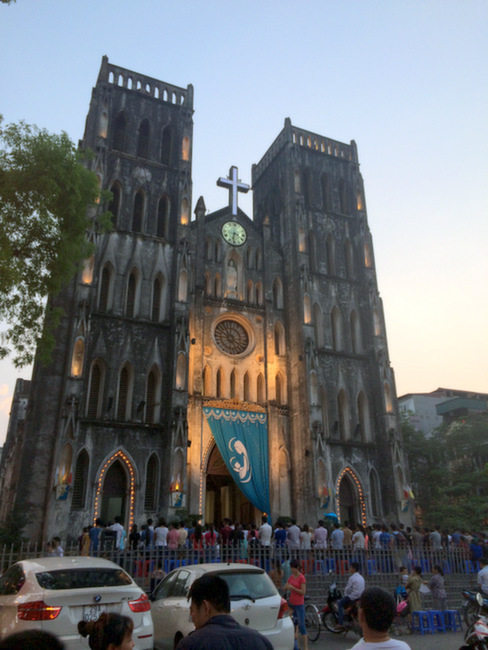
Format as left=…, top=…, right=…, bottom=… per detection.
left=203, top=407, right=270, bottom=515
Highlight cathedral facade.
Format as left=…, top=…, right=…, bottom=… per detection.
left=0, top=57, right=411, bottom=542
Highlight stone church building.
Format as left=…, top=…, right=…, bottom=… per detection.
left=0, top=57, right=411, bottom=543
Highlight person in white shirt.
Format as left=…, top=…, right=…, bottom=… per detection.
left=348, top=586, right=411, bottom=649
left=286, top=519, right=301, bottom=551
left=338, top=562, right=365, bottom=626
left=478, top=557, right=488, bottom=595
left=110, top=516, right=125, bottom=549
left=330, top=522, right=344, bottom=550
left=258, top=515, right=272, bottom=547
left=154, top=519, right=169, bottom=554
left=313, top=521, right=328, bottom=550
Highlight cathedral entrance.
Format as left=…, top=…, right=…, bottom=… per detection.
left=205, top=444, right=256, bottom=524
left=100, top=460, right=127, bottom=525
left=338, top=472, right=361, bottom=526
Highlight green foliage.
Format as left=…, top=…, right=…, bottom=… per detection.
left=0, top=117, right=110, bottom=367
left=402, top=412, right=488, bottom=530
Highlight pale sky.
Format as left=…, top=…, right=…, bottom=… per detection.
left=0, top=0, right=487, bottom=445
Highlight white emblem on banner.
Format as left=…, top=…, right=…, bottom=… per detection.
left=229, top=438, right=252, bottom=483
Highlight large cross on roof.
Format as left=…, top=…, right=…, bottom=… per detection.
left=217, top=166, right=250, bottom=216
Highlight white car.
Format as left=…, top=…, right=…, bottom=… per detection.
left=0, top=556, right=153, bottom=649
left=151, top=562, right=294, bottom=649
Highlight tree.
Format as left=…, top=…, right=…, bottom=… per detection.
left=402, top=411, right=488, bottom=530
left=0, top=117, right=110, bottom=367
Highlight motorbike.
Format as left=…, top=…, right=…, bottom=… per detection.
left=460, top=592, right=488, bottom=649
left=462, top=588, right=488, bottom=628
left=319, top=574, right=361, bottom=637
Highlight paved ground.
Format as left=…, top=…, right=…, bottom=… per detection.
left=311, top=629, right=465, bottom=649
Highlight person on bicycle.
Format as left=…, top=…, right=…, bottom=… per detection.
left=338, top=561, right=365, bottom=627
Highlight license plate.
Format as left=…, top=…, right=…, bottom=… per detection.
left=82, top=604, right=106, bottom=621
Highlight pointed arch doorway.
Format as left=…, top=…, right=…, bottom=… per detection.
left=94, top=451, right=136, bottom=528
left=205, top=444, right=257, bottom=524
left=336, top=468, right=366, bottom=527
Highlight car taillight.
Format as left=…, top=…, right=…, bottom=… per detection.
left=128, top=592, right=151, bottom=612
left=18, top=600, right=62, bottom=621
left=278, top=597, right=289, bottom=619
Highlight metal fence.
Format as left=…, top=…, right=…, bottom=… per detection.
left=0, top=543, right=479, bottom=610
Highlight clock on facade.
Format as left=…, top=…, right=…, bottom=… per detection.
left=221, top=221, right=247, bottom=246
left=214, top=319, right=249, bottom=355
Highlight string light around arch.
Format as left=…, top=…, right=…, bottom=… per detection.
left=335, top=467, right=366, bottom=527
left=93, top=450, right=136, bottom=529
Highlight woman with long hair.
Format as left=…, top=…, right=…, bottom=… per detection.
left=78, top=612, right=134, bottom=650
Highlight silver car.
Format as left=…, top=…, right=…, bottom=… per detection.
left=151, top=562, right=294, bottom=649
left=0, top=556, right=153, bottom=649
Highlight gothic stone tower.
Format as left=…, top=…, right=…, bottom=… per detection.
left=1, top=61, right=410, bottom=542
left=7, top=57, right=194, bottom=542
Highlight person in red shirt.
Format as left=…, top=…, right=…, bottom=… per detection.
left=284, top=558, right=308, bottom=650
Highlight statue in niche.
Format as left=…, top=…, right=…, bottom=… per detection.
left=226, top=259, right=238, bottom=297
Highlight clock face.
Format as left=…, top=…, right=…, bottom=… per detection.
left=214, top=319, right=249, bottom=355
left=221, top=221, right=247, bottom=246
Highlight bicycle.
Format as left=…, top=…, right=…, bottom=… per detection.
left=305, top=601, right=321, bottom=642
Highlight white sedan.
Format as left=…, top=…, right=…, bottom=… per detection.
left=0, top=556, right=153, bottom=649
left=151, top=562, right=294, bottom=649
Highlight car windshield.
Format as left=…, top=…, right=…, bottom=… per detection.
left=219, top=571, right=276, bottom=600
left=35, top=568, right=133, bottom=590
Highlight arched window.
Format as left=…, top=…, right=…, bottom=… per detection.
left=308, top=231, right=317, bottom=272
left=357, top=391, right=371, bottom=441
left=81, top=254, right=95, bottom=285
left=98, top=111, right=108, bottom=138
left=275, top=374, right=284, bottom=405
left=321, top=173, right=330, bottom=210
left=384, top=382, right=393, bottom=413
left=243, top=372, right=251, bottom=401
left=113, top=112, right=127, bottom=152
left=294, top=169, right=301, bottom=193
left=344, top=239, right=354, bottom=278
left=303, top=168, right=312, bottom=204
left=205, top=238, right=212, bottom=261
left=331, top=306, right=343, bottom=350
left=176, top=353, right=186, bottom=390
left=246, top=280, right=254, bottom=303
left=338, top=389, right=350, bottom=439
left=202, top=366, right=211, bottom=396
left=108, top=183, right=121, bottom=226
left=298, top=228, right=306, bottom=253
left=204, top=271, right=212, bottom=296
left=313, top=303, right=324, bottom=347
left=215, top=239, right=222, bottom=262
left=98, top=263, right=114, bottom=312
left=180, top=198, right=189, bottom=225
left=255, top=282, right=263, bottom=305
left=246, top=247, right=254, bottom=269
left=145, top=367, right=161, bottom=423
left=145, top=454, right=158, bottom=510
left=132, top=190, right=144, bottom=233
left=274, top=321, right=285, bottom=355
left=126, top=268, right=140, bottom=318
left=152, top=274, right=165, bottom=321
left=273, top=278, right=283, bottom=309
left=86, top=360, right=105, bottom=418
left=256, top=248, right=262, bottom=270
left=350, top=310, right=361, bottom=354
left=214, top=273, right=221, bottom=298
left=364, top=243, right=373, bottom=268
left=71, top=338, right=84, bottom=377
left=369, top=468, right=382, bottom=517
left=161, top=125, right=172, bottom=165
left=182, top=136, right=190, bottom=161
left=339, top=178, right=348, bottom=214
left=310, top=371, right=318, bottom=404
left=326, top=235, right=336, bottom=275
left=216, top=368, right=224, bottom=398
left=157, top=195, right=169, bottom=238
left=373, top=309, right=381, bottom=336
left=116, top=364, right=133, bottom=420
left=178, top=269, right=188, bottom=302
left=257, top=373, right=265, bottom=402
left=71, top=449, right=89, bottom=510
left=137, top=118, right=150, bottom=158
left=230, top=369, right=238, bottom=399
left=304, top=295, right=312, bottom=324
